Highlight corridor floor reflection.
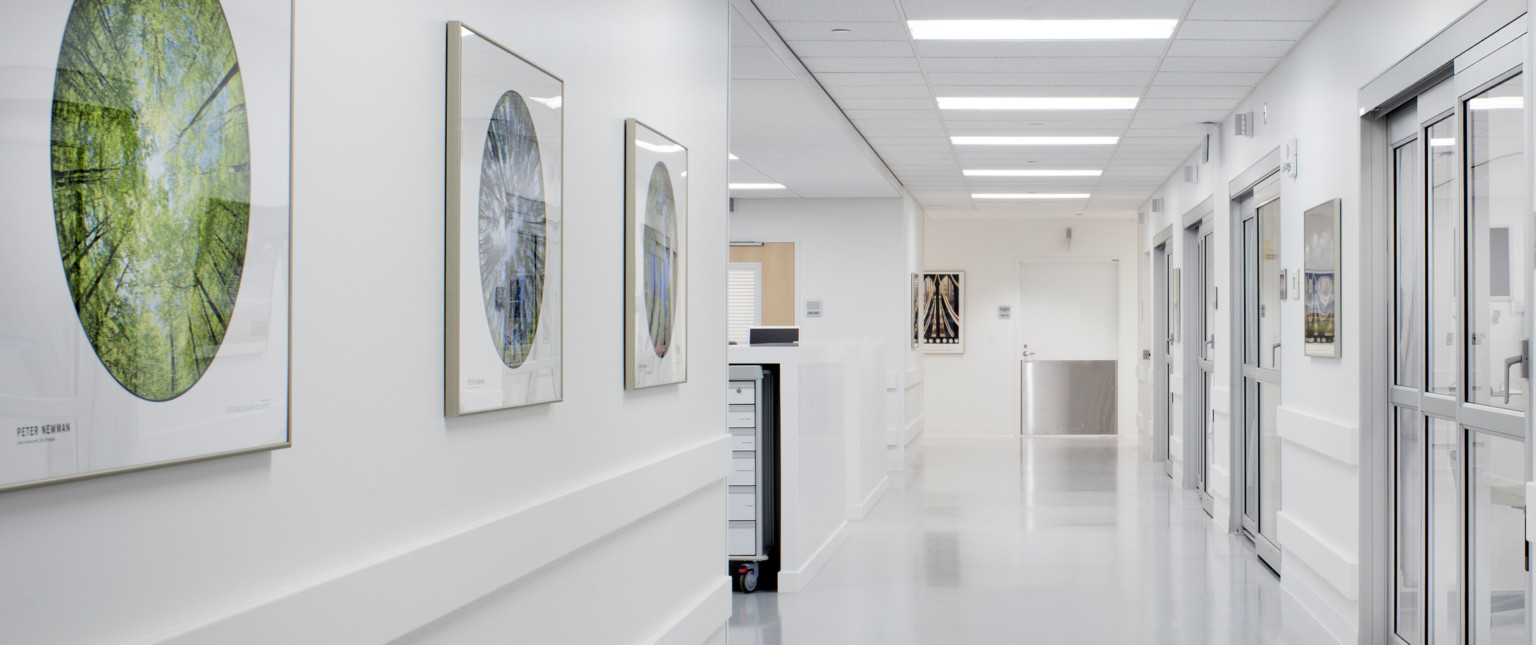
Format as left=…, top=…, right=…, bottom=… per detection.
left=728, top=437, right=1333, bottom=644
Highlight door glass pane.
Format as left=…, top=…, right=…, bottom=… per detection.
left=1395, top=141, right=1425, bottom=387
left=1428, top=119, right=1459, bottom=397
left=1203, top=371, right=1213, bottom=494
left=1430, top=418, right=1464, bottom=643
left=1245, top=380, right=1259, bottom=523
left=1258, top=382, right=1281, bottom=543
left=1203, top=232, right=1215, bottom=361
left=1469, top=431, right=1527, bottom=643
left=1467, top=74, right=1526, bottom=410
left=1245, top=216, right=1258, bottom=366
left=1258, top=199, right=1282, bottom=369
left=1395, top=409, right=1426, bottom=645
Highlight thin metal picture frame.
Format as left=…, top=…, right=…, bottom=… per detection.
left=624, top=118, right=689, bottom=390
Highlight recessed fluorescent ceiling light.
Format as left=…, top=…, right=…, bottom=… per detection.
left=952, top=136, right=1118, bottom=146
left=729, top=153, right=740, bottom=160
left=1469, top=96, right=1524, bottom=110
left=909, top=19, right=1178, bottom=40
left=973, top=193, right=1091, bottom=200
left=1430, top=138, right=1456, bottom=147
left=730, top=183, right=786, bottom=190
left=938, top=97, right=1138, bottom=110
left=963, top=169, right=1103, bottom=177
left=635, top=140, right=683, bottom=153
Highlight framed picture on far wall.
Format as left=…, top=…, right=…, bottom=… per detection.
left=911, top=273, right=922, bottom=348
left=445, top=21, right=564, bottom=415
left=922, top=271, right=965, bottom=354
left=0, top=0, right=292, bottom=491
left=625, top=119, right=689, bottom=389
left=1304, top=199, right=1340, bottom=358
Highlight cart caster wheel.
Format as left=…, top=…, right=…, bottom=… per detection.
left=735, top=563, right=759, bottom=593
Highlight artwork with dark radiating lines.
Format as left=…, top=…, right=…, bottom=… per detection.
left=922, top=272, right=964, bottom=354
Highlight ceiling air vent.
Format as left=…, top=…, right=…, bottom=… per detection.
left=1151, top=198, right=1165, bottom=214
left=1184, top=165, right=1199, bottom=184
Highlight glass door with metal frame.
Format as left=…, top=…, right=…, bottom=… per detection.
left=1238, top=172, right=1283, bottom=570
left=1385, top=39, right=1529, bottom=645
left=1198, top=220, right=1216, bottom=514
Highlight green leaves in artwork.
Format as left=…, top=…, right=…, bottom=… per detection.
left=51, top=0, right=252, bottom=401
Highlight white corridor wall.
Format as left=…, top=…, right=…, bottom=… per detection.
left=0, top=0, right=731, bottom=643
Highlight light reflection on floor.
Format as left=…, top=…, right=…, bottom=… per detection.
left=728, top=437, right=1334, bottom=645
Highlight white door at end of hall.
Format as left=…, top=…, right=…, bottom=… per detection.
left=1017, top=260, right=1120, bottom=361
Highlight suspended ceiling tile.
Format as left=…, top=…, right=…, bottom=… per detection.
left=1143, top=85, right=1253, bottom=99
left=1175, top=20, right=1316, bottom=40
left=1138, top=97, right=1241, bottom=110
left=786, top=40, right=915, bottom=57
left=732, top=23, right=765, bottom=46
left=1133, top=107, right=1232, bottom=121
left=1166, top=39, right=1296, bottom=58
left=770, top=21, right=915, bottom=40
left=802, top=57, right=924, bottom=73
left=752, top=0, right=904, bottom=22
left=914, top=40, right=1170, bottom=58
left=1152, top=71, right=1266, bottom=86
left=1158, top=56, right=1280, bottom=73
left=920, top=57, right=1162, bottom=73
left=841, top=102, right=941, bottom=114
left=815, top=72, right=929, bottom=86
left=899, top=0, right=1191, bottom=20
left=926, top=71, right=1156, bottom=87
left=1186, top=0, right=1337, bottom=22
left=929, top=84, right=1150, bottom=98
left=825, top=85, right=935, bottom=99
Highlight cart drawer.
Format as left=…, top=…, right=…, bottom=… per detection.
left=727, top=406, right=756, bottom=428
left=727, top=382, right=756, bottom=405
left=728, top=453, right=756, bottom=485
left=728, top=489, right=757, bottom=521
left=728, top=522, right=757, bottom=556
left=730, top=432, right=756, bottom=451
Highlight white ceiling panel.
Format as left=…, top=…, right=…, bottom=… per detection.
left=926, top=71, right=1156, bottom=86
left=825, top=85, right=935, bottom=99
left=770, top=21, right=915, bottom=41
left=914, top=40, right=1170, bottom=58
left=1143, top=85, right=1254, bottom=99
left=731, top=77, right=897, bottom=198
left=802, top=57, right=923, bottom=73
left=752, top=0, right=903, bottom=22
left=928, top=85, right=1149, bottom=98
left=1186, top=0, right=1335, bottom=22
left=1137, top=97, right=1241, bottom=110
left=1132, top=107, right=1232, bottom=121
left=786, top=40, right=915, bottom=57
left=899, top=0, right=1190, bottom=20
left=1175, top=20, right=1317, bottom=40
left=841, top=101, right=940, bottom=113
left=816, top=72, right=929, bottom=86
left=920, top=57, right=1161, bottom=73
left=1166, top=39, right=1296, bottom=58
left=1152, top=71, right=1266, bottom=86
left=1158, top=56, right=1280, bottom=73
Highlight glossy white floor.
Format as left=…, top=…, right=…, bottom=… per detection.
left=729, top=437, right=1334, bottom=644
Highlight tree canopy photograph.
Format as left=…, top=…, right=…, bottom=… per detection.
left=51, top=0, right=251, bottom=401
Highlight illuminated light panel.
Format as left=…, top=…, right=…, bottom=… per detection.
left=729, top=183, right=786, bottom=190
left=636, top=140, right=683, bottom=153
left=1468, top=96, right=1523, bottom=110
left=963, top=169, right=1103, bottom=177
left=729, top=153, right=740, bottom=160
left=1429, top=138, right=1456, bottom=147
left=973, top=193, right=1091, bottom=200
left=938, top=97, right=1138, bottom=110
left=952, top=136, right=1119, bottom=146
left=908, top=19, right=1178, bottom=41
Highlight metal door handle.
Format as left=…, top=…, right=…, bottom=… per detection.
left=1271, top=342, right=1281, bottom=365
left=1502, top=340, right=1529, bottom=404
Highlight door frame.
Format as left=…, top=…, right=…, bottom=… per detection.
left=1228, top=149, right=1283, bottom=545
left=1357, top=1, right=1533, bottom=642
left=1151, top=232, right=1174, bottom=461
left=1183, top=200, right=1215, bottom=494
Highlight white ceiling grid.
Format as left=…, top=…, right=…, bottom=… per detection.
left=746, top=0, right=1337, bottom=216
